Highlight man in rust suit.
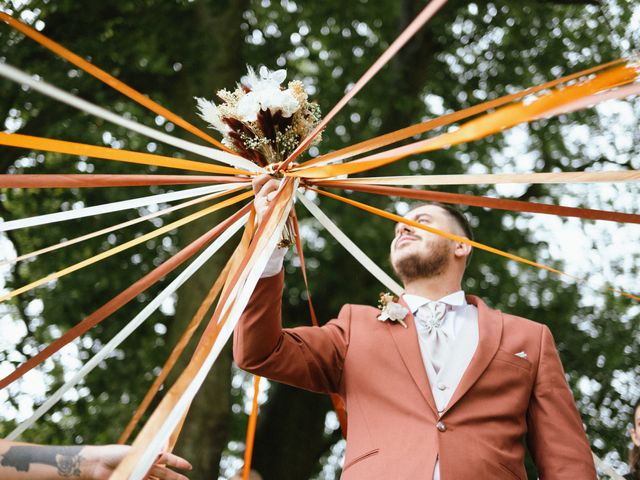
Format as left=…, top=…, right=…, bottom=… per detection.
left=234, top=175, right=596, bottom=479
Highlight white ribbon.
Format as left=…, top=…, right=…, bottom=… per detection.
left=0, top=62, right=259, bottom=172
left=296, top=190, right=403, bottom=296
left=0, top=183, right=238, bottom=232
left=6, top=213, right=248, bottom=440
left=128, top=186, right=295, bottom=480
left=311, top=170, right=640, bottom=186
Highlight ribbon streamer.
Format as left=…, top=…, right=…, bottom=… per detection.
left=118, top=209, right=257, bottom=444
left=0, top=203, right=251, bottom=392
left=307, top=187, right=640, bottom=302
left=292, top=61, right=640, bottom=179
left=297, top=191, right=403, bottom=295
left=0, top=183, right=241, bottom=232
left=0, top=190, right=253, bottom=303
left=312, top=170, right=640, bottom=187
left=242, top=376, right=261, bottom=480
left=0, top=132, right=252, bottom=177
left=1, top=186, right=247, bottom=267
left=6, top=212, right=248, bottom=439
left=0, top=62, right=258, bottom=172
left=111, top=180, right=295, bottom=480
left=0, top=12, right=230, bottom=151
left=290, top=211, right=348, bottom=436
left=313, top=182, right=640, bottom=224
left=279, top=0, right=448, bottom=170
left=300, top=59, right=625, bottom=168
left=0, top=174, right=249, bottom=189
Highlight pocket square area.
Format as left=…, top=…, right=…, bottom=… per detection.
left=514, top=351, right=527, bottom=359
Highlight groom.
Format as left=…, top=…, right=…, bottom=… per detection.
left=234, top=175, right=596, bottom=479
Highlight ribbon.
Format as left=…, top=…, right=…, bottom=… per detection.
left=311, top=170, right=640, bottom=187
left=300, top=59, right=626, bottom=169
left=0, top=174, right=249, bottom=189
left=0, top=12, right=230, bottom=151
left=1, top=183, right=241, bottom=232
left=291, top=210, right=348, bottom=436
left=0, top=62, right=258, bottom=172
left=312, top=182, right=640, bottom=224
left=110, top=180, right=295, bottom=480
left=6, top=209, right=249, bottom=439
left=118, top=209, right=257, bottom=445
left=292, top=61, right=640, bottom=179
left=0, top=132, right=252, bottom=176
left=1, top=186, right=247, bottom=267
left=307, top=187, right=640, bottom=302
left=242, top=376, right=261, bottom=480
left=278, top=0, right=449, bottom=170
left=0, top=190, right=253, bottom=303
left=297, top=192, right=403, bottom=295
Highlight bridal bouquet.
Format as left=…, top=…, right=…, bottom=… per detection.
left=195, top=66, right=322, bottom=168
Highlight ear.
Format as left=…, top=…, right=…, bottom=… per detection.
left=454, top=241, right=472, bottom=261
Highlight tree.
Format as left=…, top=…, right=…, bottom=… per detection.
left=0, top=0, right=638, bottom=479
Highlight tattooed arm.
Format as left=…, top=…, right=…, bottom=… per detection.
left=0, top=440, right=192, bottom=480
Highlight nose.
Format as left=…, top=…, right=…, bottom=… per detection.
left=398, top=223, right=414, bottom=236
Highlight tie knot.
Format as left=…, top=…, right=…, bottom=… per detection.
left=416, top=302, right=448, bottom=332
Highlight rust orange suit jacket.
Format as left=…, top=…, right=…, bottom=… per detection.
left=234, top=271, right=596, bottom=479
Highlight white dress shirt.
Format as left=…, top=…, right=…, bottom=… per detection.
left=403, top=292, right=479, bottom=480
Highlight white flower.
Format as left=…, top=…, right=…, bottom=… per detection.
left=194, top=97, right=229, bottom=134
left=236, top=66, right=300, bottom=122
left=377, top=293, right=408, bottom=328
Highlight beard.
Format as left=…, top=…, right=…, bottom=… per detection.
left=390, top=237, right=452, bottom=283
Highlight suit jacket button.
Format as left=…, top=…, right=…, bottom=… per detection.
left=436, top=421, right=447, bottom=432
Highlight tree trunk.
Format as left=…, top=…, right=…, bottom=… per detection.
left=167, top=1, right=249, bottom=478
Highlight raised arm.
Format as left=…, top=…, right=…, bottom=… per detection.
left=525, top=326, right=597, bottom=479
left=233, top=174, right=350, bottom=394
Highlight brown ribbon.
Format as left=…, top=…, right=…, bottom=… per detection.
left=0, top=203, right=251, bottom=391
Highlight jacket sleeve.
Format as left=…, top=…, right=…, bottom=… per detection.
left=526, top=325, right=597, bottom=479
left=233, top=269, right=350, bottom=394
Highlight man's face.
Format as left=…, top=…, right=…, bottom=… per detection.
left=389, top=205, right=461, bottom=282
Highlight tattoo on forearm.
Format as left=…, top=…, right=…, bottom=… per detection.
left=1, top=445, right=82, bottom=477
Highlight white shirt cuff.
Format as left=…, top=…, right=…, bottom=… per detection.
left=260, top=246, right=288, bottom=278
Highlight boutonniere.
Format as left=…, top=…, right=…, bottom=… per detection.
left=377, top=292, right=408, bottom=328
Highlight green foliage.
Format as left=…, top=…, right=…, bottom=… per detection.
left=0, top=0, right=638, bottom=478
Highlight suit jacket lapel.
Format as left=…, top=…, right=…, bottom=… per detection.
left=387, top=297, right=438, bottom=417
left=444, top=295, right=502, bottom=412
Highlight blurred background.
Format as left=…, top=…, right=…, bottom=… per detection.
left=0, top=0, right=638, bottom=478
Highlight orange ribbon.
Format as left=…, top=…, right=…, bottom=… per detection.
left=0, top=202, right=252, bottom=391
left=0, top=174, right=249, bottom=188
left=291, top=212, right=348, bottom=437
left=242, top=376, right=261, bottom=480
left=278, top=0, right=448, bottom=170
left=307, top=187, right=640, bottom=302
left=300, top=59, right=625, bottom=169
left=0, top=132, right=251, bottom=175
left=292, top=61, right=639, bottom=179
left=0, top=12, right=231, bottom=152
left=312, top=181, right=640, bottom=224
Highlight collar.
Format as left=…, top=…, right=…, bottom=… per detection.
left=402, top=290, right=466, bottom=313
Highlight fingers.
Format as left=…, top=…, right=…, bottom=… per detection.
left=147, top=465, right=190, bottom=480
left=156, top=452, right=192, bottom=471
left=145, top=452, right=192, bottom=480
left=252, top=174, right=279, bottom=197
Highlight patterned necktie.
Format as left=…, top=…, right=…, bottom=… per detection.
left=415, top=302, right=450, bottom=373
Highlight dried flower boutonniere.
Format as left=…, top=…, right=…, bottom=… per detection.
left=377, top=292, right=408, bottom=328
left=195, top=65, right=322, bottom=247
